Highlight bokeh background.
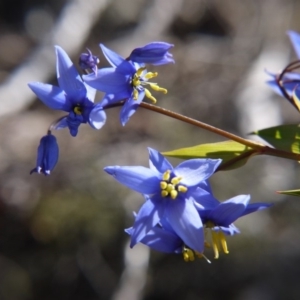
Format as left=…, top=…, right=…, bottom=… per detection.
left=1, top=0, right=300, bottom=299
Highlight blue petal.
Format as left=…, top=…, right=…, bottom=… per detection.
left=212, top=224, right=240, bottom=236
left=83, top=68, right=131, bottom=94
left=241, top=202, right=272, bottom=217
left=287, top=30, right=300, bottom=59
left=129, top=42, right=175, bottom=65
left=166, top=199, right=204, bottom=253
left=174, top=159, right=222, bottom=187
left=130, top=198, right=165, bottom=247
left=104, top=166, right=160, bottom=194
left=120, top=90, right=145, bottom=125
left=100, top=91, right=131, bottom=107
left=55, top=46, right=87, bottom=101
left=99, top=43, right=125, bottom=67
left=148, top=148, right=173, bottom=173
left=100, top=43, right=136, bottom=75
left=192, top=187, right=219, bottom=210
left=138, top=226, right=182, bottom=253
left=28, top=82, right=71, bottom=111
left=85, top=84, right=97, bottom=102
left=88, top=104, right=107, bottom=130
left=209, top=195, right=250, bottom=226
left=52, top=116, right=68, bottom=130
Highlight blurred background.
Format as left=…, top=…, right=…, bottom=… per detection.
left=1, top=0, right=300, bottom=299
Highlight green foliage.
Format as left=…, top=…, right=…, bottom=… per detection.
left=163, top=140, right=256, bottom=170
left=251, top=124, right=300, bottom=154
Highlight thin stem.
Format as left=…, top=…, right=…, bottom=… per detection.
left=139, top=102, right=264, bottom=149
left=104, top=101, right=300, bottom=162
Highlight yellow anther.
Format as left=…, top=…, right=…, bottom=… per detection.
left=218, top=231, right=229, bottom=254
left=145, top=88, right=157, bottom=103
left=132, top=77, right=141, bottom=87
left=149, top=83, right=167, bottom=94
left=170, top=190, right=178, bottom=199
left=136, top=67, right=146, bottom=76
left=161, top=190, right=169, bottom=197
left=211, top=231, right=220, bottom=259
left=74, top=106, right=82, bottom=115
left=171, top=176, right=182, bottom=185
left=144, top=72, right=158, bottom=79
left=177, top=185, right=187, bottom=193
left=166, top=184, right=175, bottom=193
left=133, top=88, right=139, bottom=100
left=162, top=170, right=171, bottom=181
left=183, top=248, right=195, bottom=262
left=160, top=181, right=168, bottom=189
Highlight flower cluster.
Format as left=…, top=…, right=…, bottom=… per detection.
left=29, top=42, right=174, bottom=174
left=27, top=37, right=273, bottom=264
left=105, top=148, right=271, bottom=261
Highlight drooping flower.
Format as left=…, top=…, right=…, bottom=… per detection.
left=28, top=46, right=106, bottom=137
left=79, top=48, right=100, bottom=74
left=104, top=148, right=222, bottom=253
left=125, top=206, right=210, bottom=263
left=83, top=44, right=168, bottom=125
left=129, top=42, right=174, bottom=65
left=194, top=187, right=272, bottom=259
left=266, top=31, right=300, bottom=110
left=30, top=132, right=59, bottom=175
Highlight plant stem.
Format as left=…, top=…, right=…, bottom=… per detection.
left=140, top=103, right=263, bottom=149
left=104, top=101, right=300, bottom=162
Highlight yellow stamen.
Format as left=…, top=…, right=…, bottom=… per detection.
left=74, top=106, right=82, bottom=115
left=161, top=190, right=168, bottom=197
left=149, top=83, right=167, bottom=94
left=171, top=176, right=182, bottom=185
left=170, top=190, right=178, bottom=199
left=145, top=88, right=157, bottom=103
left=166, top=184, right=175, bottom=193
left=177, top=185, right=187, bottom=193
left=144, top=72, right=158, bottom=79
left=133, top=88, right=139, bottom=100
left=218, top=231, right=229, bottom=254
left=162, top=170, right=171, bottom=181
left=211, top=231, right=220, bottom=259
left=160, top=181, right=167, bottom=189
left=136, top=67, right=146, bottom=77
left=183, top=248, right=195, bottom=262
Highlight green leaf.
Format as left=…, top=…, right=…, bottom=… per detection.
left=277, top=189, right=300, bottom=197
left=251, top=124, right=300, bottom=154
left=162, top=140, right=256, bottom=170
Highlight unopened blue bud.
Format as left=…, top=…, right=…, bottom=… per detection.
left=129, top=42, right=174, bottom=65
left=30, top=133, right=59, bottom=176
left=79, top=48, right=99, bottom=74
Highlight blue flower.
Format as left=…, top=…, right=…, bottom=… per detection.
left=83, top=44, right=168, bottom=125
left=104, top=148, right=222, bottom=253
left=194, top=187, right=272, bottom=259
left=129, top=42, right=174, bottom=65
left=266, top=31, right=300, bottom=110
left=79, top=48, right=100, bottom=74
left=30, top=133, right=59, bottom=175
left=28, top=46, right=106, bottom=137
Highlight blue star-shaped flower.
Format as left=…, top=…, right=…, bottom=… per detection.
left=104, top=148, right=221, bottom=253
left=83, top=44, right=168, bottom=125
left=28, top=46, right=106, bottom=137
left=194, top=187, right=272, bottom=258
